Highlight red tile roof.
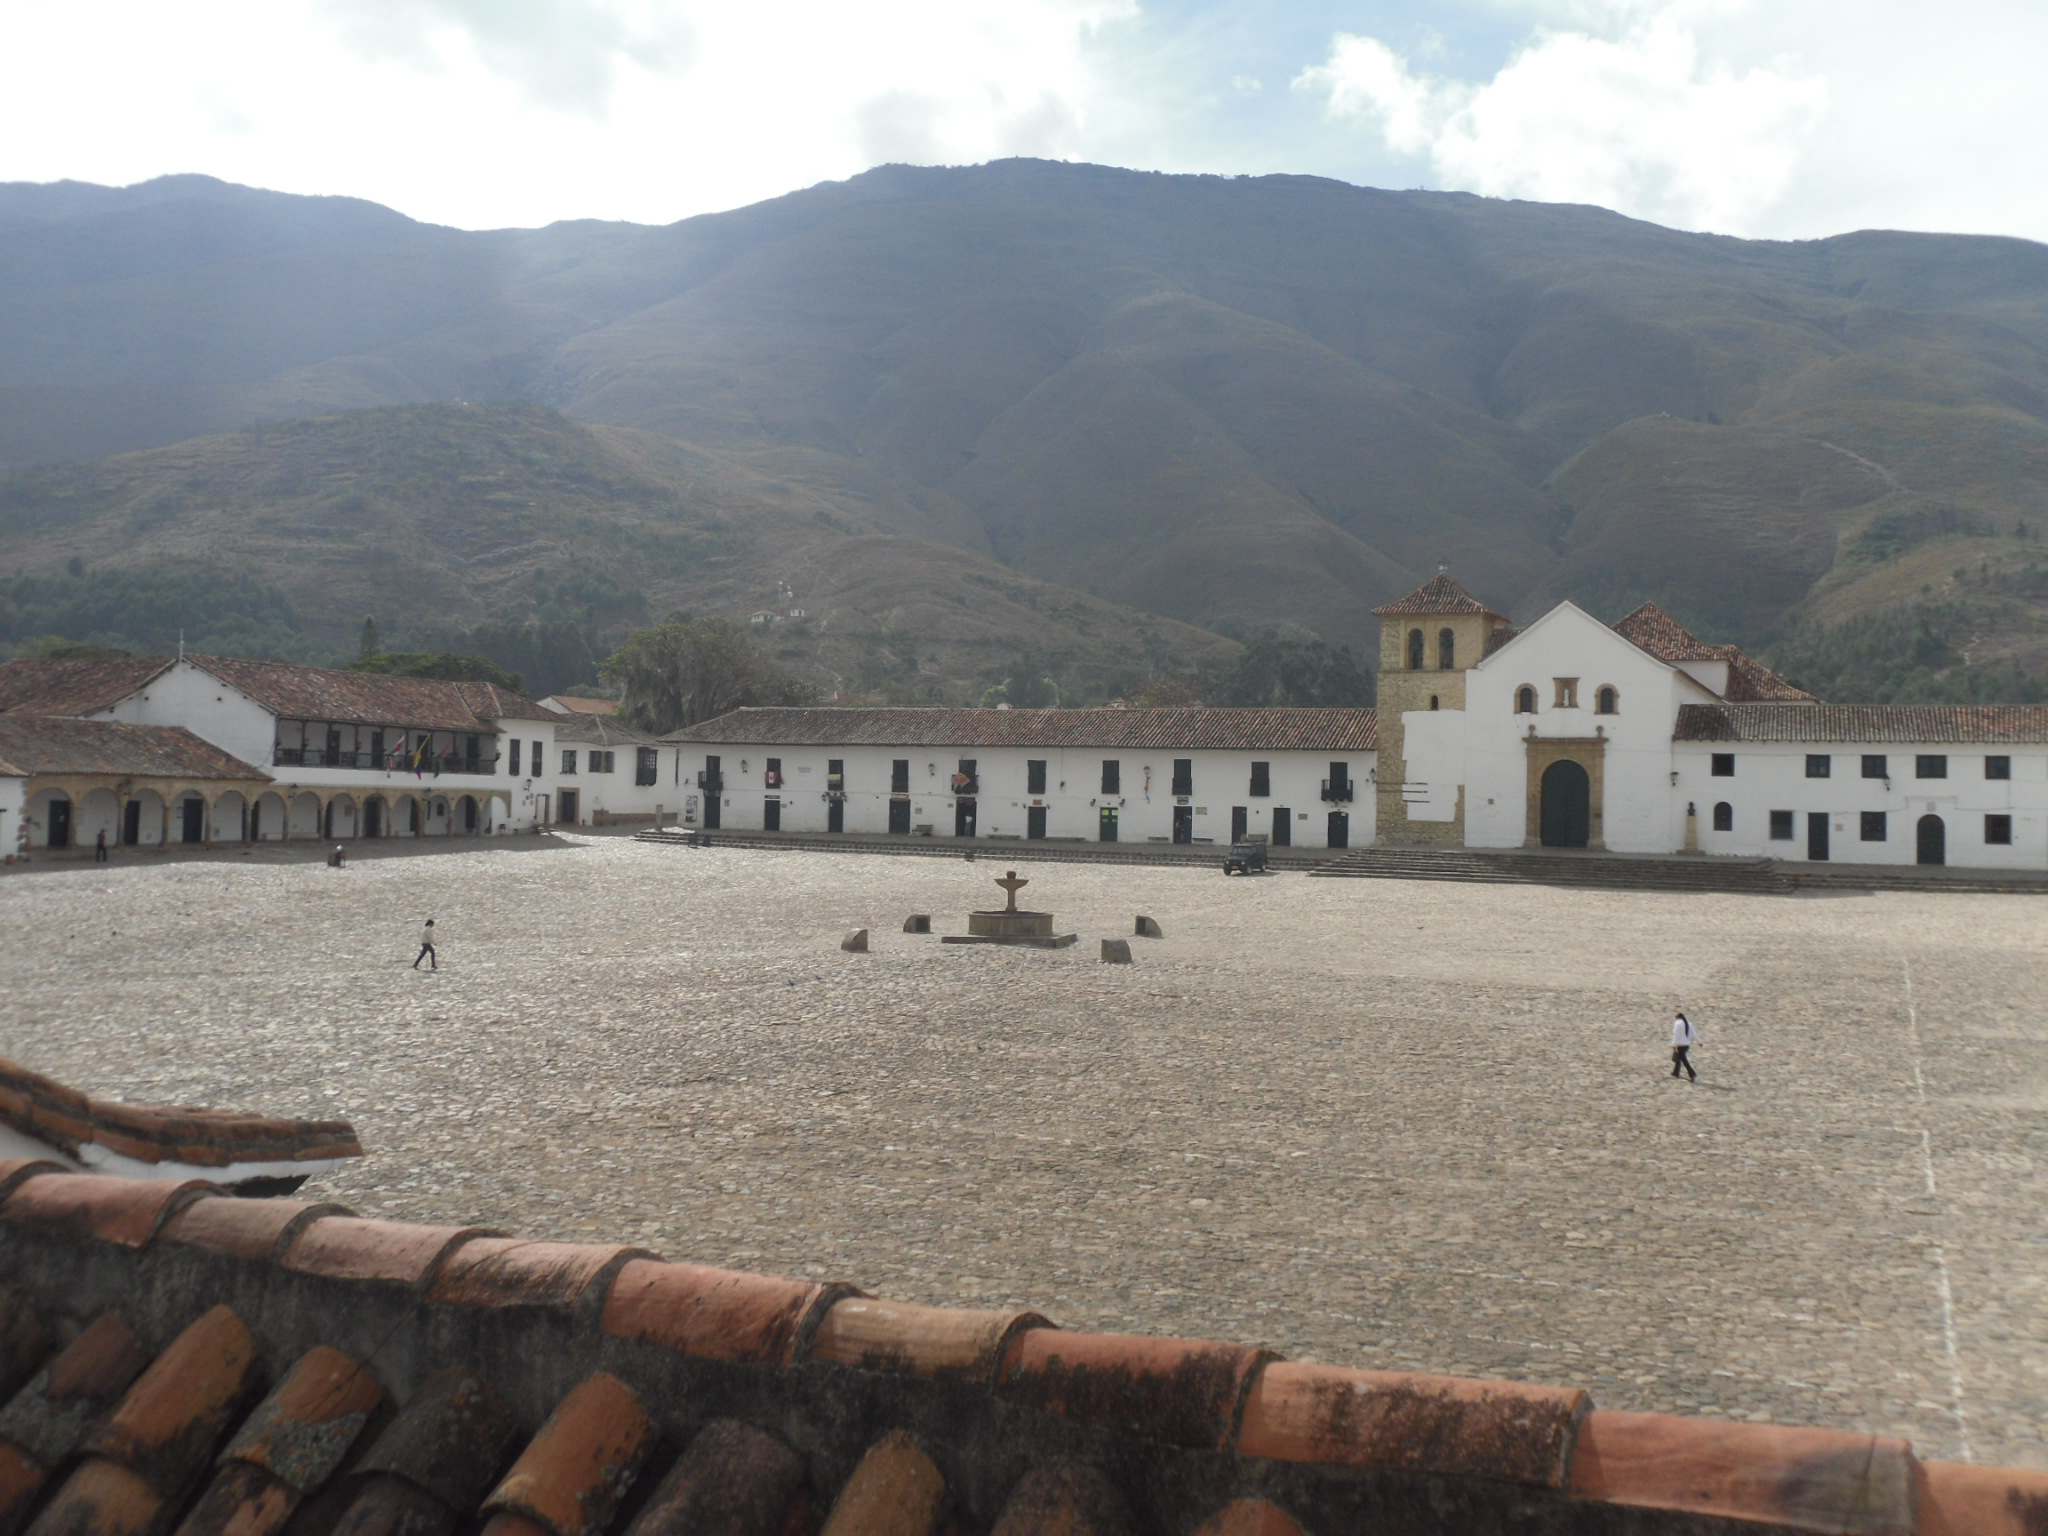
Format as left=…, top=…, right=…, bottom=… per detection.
left=1676, top=703, right=2048, bottom=743
left=191, top=658, right=556, bottom=730
left=668, top=707, right=1379, bottom=752
left=541, top=696, right=621, bottom=716
left=0, top=657, right=172, bottom=717
left=1612, top=604, right=1816, bottom=703
left=1, top=1167, right=2039, bottom=1536
left=0, top=1054, right=360, bottom=1177
left=0, top=716, right=269, bottom=782
left=1370, top=573, right=1505, bottom=618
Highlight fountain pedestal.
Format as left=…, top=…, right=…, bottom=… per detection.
left=941, top=871, right=1078, bottom=949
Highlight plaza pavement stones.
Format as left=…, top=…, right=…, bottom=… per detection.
left=0, top=837, right=2044, bottom=1470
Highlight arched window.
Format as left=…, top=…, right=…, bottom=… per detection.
left=1515, top=685, right=1537, bottom=714
left=1596, top=685, right=1618, bottom=715
left=1712, top=801, right=1733, bottom=831
left=1438, top=627, right=1455, bottom=670
left=1407, top=628, right=1425, bottom=670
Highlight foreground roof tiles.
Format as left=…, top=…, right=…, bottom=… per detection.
left=0, top=718, right=268, bottom=782
left=668, top=707, right=1379, bottom=752
left=0, top=1169, right=2040, bottom=1536
left=1677, top=703, right=2048, bottom=744
left=0, top=1055, right=359, bottom=1184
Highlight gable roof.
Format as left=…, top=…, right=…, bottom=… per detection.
left=189, top=657, right=556, bottom=731
left=1612, top=604, right=1816, bottom=703
left=667, top=707, right=1379, bottom=752
left=0, top=657, right=172, bottom=717
left=1371, top=573, right=1504, bottom=619
left=0, top=716, right=268, bottom=781
left=541, top=695, right=622, bottom=716
left=550, top=713, right=661, bottom=747
left=1676, top=703, right=2048, bottom=744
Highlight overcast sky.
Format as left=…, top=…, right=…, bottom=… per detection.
left=6, top=0, right=2044, bottom=243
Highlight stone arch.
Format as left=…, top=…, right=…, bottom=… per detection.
left=427, top=796, right=451, bottom=836
left=288, top=792, right=323, bottom=840
left=78, top=788, right=120, bottom=849
left=171, top=789, right=209, bottom=845
left=1596, top=685, right=1619, bottom=715
left=325, top=794, right=359, bottom=840
left=126, top=788, right=165, bottom=846
left=458, top=794, right=479, bottom=834
left=1406, top=628, right=1425, bottom=671
left=1539, top=759, right=1591, bottom=848
left=392, top=794, right=421, bottom=836
left=213, top=790, right=249, bottom=842
left=362, top=794, right=387, bottom=838
left=1437, top=627, right=1455, bottom=670
left=27, top=788, right=73, bottom=848
left=1515, top=685, right=1536, bottom=714
left=253, top=792, right=287, bottom=841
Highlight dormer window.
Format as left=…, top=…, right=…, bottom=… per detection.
left=1515, top=685, right=1536, bottom=714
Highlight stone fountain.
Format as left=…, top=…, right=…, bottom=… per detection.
left=940, top=869, right=1077, bottom=949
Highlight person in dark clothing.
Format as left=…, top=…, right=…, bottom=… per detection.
left=94, top=829, right=108, bottom=863
left=1670, top=1011, right=1699, bottom=1082
left=413, top=918, right=437, bottom=970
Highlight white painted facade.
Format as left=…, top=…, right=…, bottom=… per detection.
left=669, top=731, right=1373, bottom=849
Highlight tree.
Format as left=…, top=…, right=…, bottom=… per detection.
left=978, top=647, right=1065, bottom=708
left=347, top=652, right=525, bottom=692
left=600, top=617, right=814, bottom=733
left=358, top=616, right=382, bottom=660
left=1211, top=629, right=1374, bottom=707
left=1125, top=675, right=1207, bottom=708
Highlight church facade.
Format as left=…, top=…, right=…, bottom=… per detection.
left=1374, top=575, right=2048, bottom=869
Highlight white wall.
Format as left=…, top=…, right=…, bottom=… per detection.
left=0, top=776, right=22, bottom=856
left=672, top=742, right=1375, bottom=848
left=1678, top=742, right=2048, bottom=868
left=554, top=743, right=678, bottom=825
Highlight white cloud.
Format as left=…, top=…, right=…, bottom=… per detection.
left=1296, top=9, right=1827, bottom=234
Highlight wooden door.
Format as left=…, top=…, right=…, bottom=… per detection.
left=1540, top=760, right=1591, bottom=847
left=764, top=798, right=781, bottom=831
left=1917, top=814, right=1945, bottom=865
left=1027, top=806, right=1047, bottom=839
left=1807, top=812, right=1830, bottom=861
left=888, top=798, right=911, bottom=834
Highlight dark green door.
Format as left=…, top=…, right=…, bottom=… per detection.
left=1099, top=806, right=1118, bottom=842
left=1027, top=806, right=1047, bottom=839
left=888, top=797, right=911, bottom=834
left=1540, top=760, right=1591, bottom=847
left=1917, top=814, right=1945, bottom=865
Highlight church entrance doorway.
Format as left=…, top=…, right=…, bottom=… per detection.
left=1917, top=814, right=1946, bottom=865
left=1540, top=759, right=1591, bottom=847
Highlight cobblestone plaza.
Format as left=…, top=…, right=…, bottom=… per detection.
left=2, top=836, right=2042, bottom=1468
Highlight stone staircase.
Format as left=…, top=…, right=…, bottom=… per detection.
left=1309, top=846, right=1799, bottom=894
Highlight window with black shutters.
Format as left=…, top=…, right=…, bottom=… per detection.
left=1806, top=754, right=1831, bottom=778
left=1862, top=754, right=1888, bottom=779
left=891, top=759, right=910, bottom=794
left=636, top=747, right=658, bottom=786
left=1171, top=758, right=1193, bottom=796
left=562, top=750, right=578, bottom=775
left=1711, top=753, right=1735, bottom=776
left=1861, top=811, right=1888, bottom=842
left=1986, top=814, right=2013, bottom=845
left=1986, top=755, right=2012, bottom=780
left=532, top=740, right=543, bottom=776
left=510, top=740, right=522, bottom=777
left=1249, top=761, right=1270, bottom=796
left=1916, top=754, right=1948, bottom=779
left=1027, top=760, right=1047, bottom=794
left=1715, top=802, right=1735, bottom=831
left=1101, top=760, right=1120, bottom=794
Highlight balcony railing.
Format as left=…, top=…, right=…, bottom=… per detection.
left=697, top=771, right=724, bottom=792
left=1320, top=778, right=1355, bottom=803
left=273, top=746, right=497, bottom=774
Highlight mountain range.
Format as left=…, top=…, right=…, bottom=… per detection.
left=5, top=161, right=2048, bottom=699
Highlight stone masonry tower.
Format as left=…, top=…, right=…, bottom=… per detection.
left=1371, top=573, right=1511, bottom=847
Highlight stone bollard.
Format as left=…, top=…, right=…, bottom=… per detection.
left=1134, top=916, right=1163, bottom=938
left=1100, top=938, right=1133, bottom=964
left=841, top=929, right=869, bottom=953
left=903, top=915, right=931, bottom=934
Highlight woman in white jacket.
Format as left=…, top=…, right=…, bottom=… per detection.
left=1670, top=1011, right=1699, bottom=1082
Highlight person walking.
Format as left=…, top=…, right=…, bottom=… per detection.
left=1670, top=1010, right=1699, bottom=1082
left=413, top=918, right=438, bottom=971
left=94, top=829, right=108, bottom=863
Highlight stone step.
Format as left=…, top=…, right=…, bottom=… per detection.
left=1309, top=848, right=1796, bottom=894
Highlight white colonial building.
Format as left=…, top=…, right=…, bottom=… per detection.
left=664, top=708, right=1378, bottom=849
left=0, top=654, right=564, bottom=848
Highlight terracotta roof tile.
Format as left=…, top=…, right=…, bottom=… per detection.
left=0, top=658, right=172, bottom=718
left=0, top=1174, right=215, bottom=1249
left=808, top=1298, right=1049, bottom=1384
left=667, top=707, right=1377, bottom=753
left=327, top=1472, right=461, bottom=1536
left=0, top=717, right=269, bottom=783
left=350, top=1365, right=519, bottom=1512
left=542, top=697, right=621, bottom=717
left=1612, top=605, right=1817, bottom=703
left=281, top=1219, right=492, bottom=1289
left=988, top=1462, right=1132, bottom=1536
left=547, top=716, right=660, bottom=748
left=1480, top=626, right=1523, bottom=658
left=1237, top=1363, right=1588, bottom=1488
left=1370, top=573, right=1504, bottom=619
left=219, top=1346, right=382, bottom=1491
left=82, top=1305, right=262, bottom=1496
left=1191, top=1500, right=1307, bottom=1536
left=0, top=1055, right=360, bottom=1174
left=1676, top=702, right=2048, bottom=743
left=1919, top=1459, right=2048, bottom=1536
left=817, top=1431, right=946, bottom=1536
left=427, top=1240, right=648, bottom=1312
left=0, top=1292, right=51, bottom=1408
left=620, top=1421, right=805, bottom=1536
left=190, top=657, right=554, bottom=731
left=0, top=1163, right=64, bottom=1202
left=600, top=1259, right=850, bottom=1366
left=1566, top=1410, right=1914, bottom=1533
left=481, top=1375, right=653, bottom=1536
left=994, top=1330, right=1273, bottom=1452
left=0, top=1313, right=152, bottom=1484
left=159, top=1196, right=350, bottom=1263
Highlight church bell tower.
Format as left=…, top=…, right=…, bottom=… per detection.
left=1371, top=573, right=1510, bottom=848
